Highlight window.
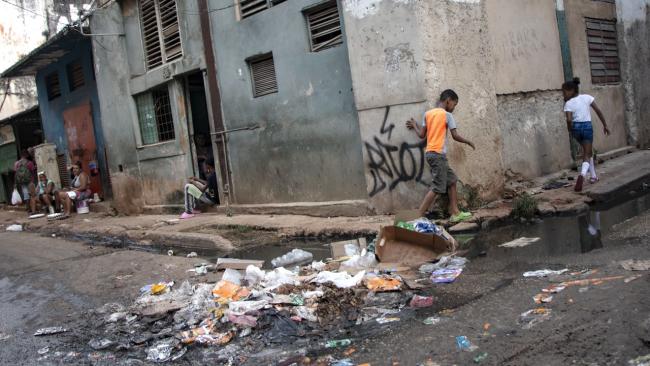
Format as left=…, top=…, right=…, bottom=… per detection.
left=140, top=0, right=182, bottom=70
left=135, top=88, right=175, bottom=145
left=592, top=0, right=615, bottom=3
left=67, top=60, right=85, bottom=91
left=305, top=1, right=343, bottom=52
left=248, top=54, right=278, bottom=97
left=586, top=18, right=620, bottom=84
left=45, top=72, right=61, bottom=100
left=239, top=0, right=286, bottom=19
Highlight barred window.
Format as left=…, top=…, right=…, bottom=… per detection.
left=239, top=0, right=286, bottom=19
left=586, top=18, right=620, bottom=84
left=67, top=60, right=85, bottom=91
left=45, top=72, right=61, bottom=100
left=135, top=87, right=175, bottom=145
left=248, top=54, right=278, bottom=97
left=140, top=0, right=182, bottom=70
left=305, top=1, right=343, bottom=52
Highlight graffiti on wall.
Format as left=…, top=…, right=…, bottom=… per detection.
left=365, top=106, right=427, bottom=197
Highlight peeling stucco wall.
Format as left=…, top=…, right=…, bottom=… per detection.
left=343, top=0, right=505, bottom=213
left=617, top=0, right=650, bottom=147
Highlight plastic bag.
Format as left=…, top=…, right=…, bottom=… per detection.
left=312, top=270, right=365, bottom=288
left=11, top=189, right=22, bottom=206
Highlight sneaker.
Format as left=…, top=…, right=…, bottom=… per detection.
left=589, top=177, right=599, bottom=184
left=180, top=212, right=195, bottom=220
left=450, top=211, right=472, bottom=223
left=575, top=175, right=584, bottom=192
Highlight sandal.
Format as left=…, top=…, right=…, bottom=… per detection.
left=450, top=211, right=472, bottom=223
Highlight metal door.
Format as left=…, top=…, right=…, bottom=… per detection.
left=62, top=101, right=103, bottom=196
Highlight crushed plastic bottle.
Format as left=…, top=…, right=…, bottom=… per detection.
left=271, top=249, right=313, bottom=268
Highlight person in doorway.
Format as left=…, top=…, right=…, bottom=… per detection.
left=562, top=77, right=610, bottom=192
left=180, top=158, right=218, bottom=219
left=14, top=149, right=37, bottom=213
left=405, top=89, right=476, bottom=222
left=30, top=171, right=58, bottom=214
left=57, top=162, right=92, bottom=216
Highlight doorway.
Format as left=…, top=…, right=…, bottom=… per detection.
left=185, top=72, right=219, bottom=204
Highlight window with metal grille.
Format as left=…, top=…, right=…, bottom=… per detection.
left=135, top=88, right=176, bottom=145
left=248, top=54, right=278, bottom=97
left=305, top=1, right=343, bottom=52
left=586, top=18, right=620, bottom=84
left=239, top=0, right=286, bottom=19
left=45, top=72, right=61, bottom=100
left=140, top=0, right=183, bottom=70
left=66, top=60, right=85, bottom=91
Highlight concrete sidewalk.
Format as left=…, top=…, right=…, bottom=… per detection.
left=1, top=149, right=648, bottom=251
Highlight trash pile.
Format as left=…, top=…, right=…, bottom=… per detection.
left=74, top=218, right=464, bottom=364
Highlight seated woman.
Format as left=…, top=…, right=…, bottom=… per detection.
left=180, top=158, right=218, bottom=219
left=30, top=171, right=58, bottom=214
left=58, top=162, right=92, bottom=216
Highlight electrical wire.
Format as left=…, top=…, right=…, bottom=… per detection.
left=0, top=0, right=74, bottom=27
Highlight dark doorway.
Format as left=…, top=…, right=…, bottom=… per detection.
left=185, top=72, right=218, bottom=203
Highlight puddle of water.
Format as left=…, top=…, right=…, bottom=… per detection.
left=465, top=192, right=650, bottom=259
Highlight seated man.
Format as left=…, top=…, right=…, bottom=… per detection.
left=57, top=162, right=92, bottom=216
left=30, top=171, right=58, bottom=214
left=180, top=158, right=218, bottom=219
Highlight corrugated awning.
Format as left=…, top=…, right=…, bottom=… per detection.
left=1, top=27, right=86, bottom=78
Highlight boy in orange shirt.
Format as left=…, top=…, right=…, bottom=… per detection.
left=406, top=89, right=475, bottom=222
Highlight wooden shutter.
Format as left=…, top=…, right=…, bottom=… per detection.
left=249, top=55, right=278, bottom=97
left=45, top=72, right=61, bottom=100
left=307, top=2, right=343, bottom=52
left=158, top=0, right=182, bottom=62
left=67, top=60, right=85, bottom=91
left=586, top=18, right=620, bottom=84
left=141, top=0, right=163, bottom=69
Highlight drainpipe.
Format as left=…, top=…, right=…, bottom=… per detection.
left=556, top=0, right=573, bottom=82
left=197, top=0, right=234, bottom=214
left=556, top=0, right=579, bottom=165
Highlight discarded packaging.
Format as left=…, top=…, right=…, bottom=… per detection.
left=498, top=237, right=540, bottom=248
left=533, top=294, right=553, bottom=304
left=229, top=300, right=268, bottom=314
left=313, top=270, right=365, bottom=289
left=621, top=259, right=650, bottom=271
left=34, top=327, right=67, bottom=336
left=376, top=317, right=400, bottom=324
left=542, top=284, right=566, bottom=293
left=422, top=317, right=441, bottom=326
left=474, top=352, right=488, bottom=363
left=420, top=256, right=468, bottom=273
left=186, top=252, right=198, bottom=258
left=331, top=238, right=367, bottom=258
left=5, top=224, right=23, bottom=232
left=376, top=226, right=453, bottom=266
left=628, top=354, right=650, bottom=366
left=228, top=314, right=258, bottom=327
left=326, top=339, right=352, bottom=348
left=222, top=268, right=243, bottom=285
left=409, top=295, right=434, bottom=308
left=523, top=269, right=568, bottom=278
left=89, top=338, right=115, bottom=350
left=271, top=249, right=314, bottom=268
left=519, top=308, right=552, bottom=329
left=431, top=269, right=463, bottom=283
left=212, top=280, right=249, bottom=301
left=340, top=251, right=378, bottom=270
left=146, top=340, right=175, bottom=362
left=216, top=258, right=264, bottom=270
left=366, top=277, right=402, bottom=292
left=456, top=336, right=478, bottom=352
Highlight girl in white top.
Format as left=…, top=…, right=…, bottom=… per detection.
left=562, top=77, right=610, bottom=192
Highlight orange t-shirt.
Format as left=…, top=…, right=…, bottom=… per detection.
left=423, top=108, right=457, bottom=154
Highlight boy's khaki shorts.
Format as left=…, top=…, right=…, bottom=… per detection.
left=425, top=152, right=457, bottom=194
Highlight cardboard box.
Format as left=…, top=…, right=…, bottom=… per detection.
left=330, top=238, right=367, bottom=258
left=375, top=210, right=455, bottom=266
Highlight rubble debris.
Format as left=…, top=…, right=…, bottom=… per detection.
left=474, top=352, right=488, bottom=363
left=409, top=295, right=434, bottom=308
left=542, top=284, right=566, bottom=294
left=523, top=269, right=568, bottom=278
left=325, top=339, right=352, bottom=348
left=628, top=354, right=650, bottom=366
left=423, top=317, right=442, bottom=325
left=313, top=271, right=365, bottom=289
left=34, top=327, right=67, bottom=336
left=621, top=259, right=650, bottom=271
left=533, top=294, right=553, bottom=304
left=498, top=237, right=540, bottom=248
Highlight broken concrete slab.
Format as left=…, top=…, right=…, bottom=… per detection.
left=216, top=258, right=264, bottom=270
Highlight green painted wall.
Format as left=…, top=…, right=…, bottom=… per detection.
left=0, top=142, right=17, bottom=203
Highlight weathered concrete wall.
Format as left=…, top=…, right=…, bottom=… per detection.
left=90, top=1, right=206, bottom=212
left=486, top=0, right=564, bottom=94
left=497, top=91, right=571, bottom=178
left=343, top=0, right=505, bottom=213
left=208, top=0, right=367, bottom=204
left=565, top=0, right=628, bottom=153
left=617, top=0, right=650, bottom=147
